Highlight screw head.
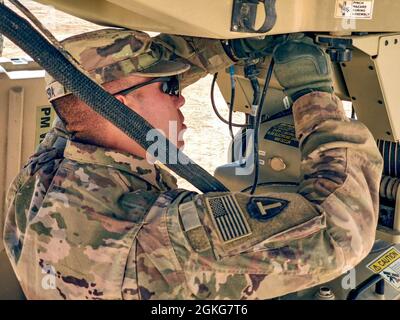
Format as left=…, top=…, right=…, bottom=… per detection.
left=269, top=157, right=287, bottom=172
left=315, top=287, right=335, bottom=300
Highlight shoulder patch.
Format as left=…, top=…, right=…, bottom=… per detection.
left=205, top=194, right=252, bottom=243
left=247, top=197, right=289, bottom=222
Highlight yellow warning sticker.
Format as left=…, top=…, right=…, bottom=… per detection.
left=367, top=247, right=400, bottom=273
left=35, top=105, right=56, bottom=147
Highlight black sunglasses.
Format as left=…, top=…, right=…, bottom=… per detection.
left=113, top=76, right=180, bottom=97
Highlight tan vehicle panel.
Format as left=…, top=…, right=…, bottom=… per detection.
left=36, top=0, right=400, bottom=38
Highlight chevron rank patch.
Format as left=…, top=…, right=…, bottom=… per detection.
left=205, top=194, right=252, bottom=243
left=247, top=197, right=289, bottom=221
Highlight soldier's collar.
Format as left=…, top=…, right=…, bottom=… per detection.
left=64, top=140, right=177, bottom=190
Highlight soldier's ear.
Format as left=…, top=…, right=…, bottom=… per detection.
left=114, top=94, right=128, bottom=106
left=114, top=94, right=139, bottom=114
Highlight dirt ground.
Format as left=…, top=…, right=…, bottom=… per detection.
left=2, top=0, right=243, bottom=191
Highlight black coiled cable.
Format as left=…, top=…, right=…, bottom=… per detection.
left=210, top=73, right=248, bottom=128
left=250, top=58, right=275, bottom=195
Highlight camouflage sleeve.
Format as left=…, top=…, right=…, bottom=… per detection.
left=3, top=121, right=68, bottom=267
left=144, top=92, right=383, bottom=299
left=153, top=34, right=234, bottom=88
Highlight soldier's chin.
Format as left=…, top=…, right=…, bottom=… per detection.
left=177, top=140, right=185, bottom=151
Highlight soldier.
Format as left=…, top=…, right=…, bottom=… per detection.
left=3, top=29, right=383, bottom=299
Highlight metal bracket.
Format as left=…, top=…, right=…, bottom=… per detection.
left=231, top=0, right=277, bottom=34
left=317, top=35, right=354, bottom=62
left=347, top=274, right=384, bottom=300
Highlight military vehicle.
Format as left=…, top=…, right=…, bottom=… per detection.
left=1, top=0, right=400, bottom=300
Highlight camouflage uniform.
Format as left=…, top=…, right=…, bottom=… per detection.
left=3, top=29, right=383, bottom=299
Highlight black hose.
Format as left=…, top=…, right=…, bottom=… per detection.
left=249, top=77, right=261, bottom=106
left=262, top=107, right=292, bottom=123
left=250, top=58, right=275, bottom=195
left=241, top=181, right=298, bottom=193
left=0, top=3, right=228, bottom=193
left=228, top=66, right=236, bottom=162
left=210, top=73, right=248, bottom=128
left=351, top=106, right=356, bottom=119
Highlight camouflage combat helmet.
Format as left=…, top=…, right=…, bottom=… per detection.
left=45, top=28, right=190, bottom=102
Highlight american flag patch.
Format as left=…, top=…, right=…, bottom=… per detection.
left=205, top=195, right=251, bottom=242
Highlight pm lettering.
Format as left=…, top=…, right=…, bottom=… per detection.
left=40, top=107, right=52, bottom=128
left=36, top=106, right=54, bottom=145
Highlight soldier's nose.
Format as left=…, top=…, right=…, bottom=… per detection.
left=177, top=95, right=185, bottom=109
